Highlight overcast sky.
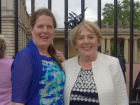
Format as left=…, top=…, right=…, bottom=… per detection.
left=26, top=0, right=140, bottom=28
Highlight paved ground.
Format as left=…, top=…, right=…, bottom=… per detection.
left=125, top=64, right=140, bottom=96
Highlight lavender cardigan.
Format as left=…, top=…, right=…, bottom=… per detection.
left=0, top=56, right=13, bottom=105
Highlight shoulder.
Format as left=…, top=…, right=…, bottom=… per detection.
left=62, top=56, right=77, bottom=65
left=98, top=52, right=119, bottom=63
left=99, top=53, right=122, bottom=74
left=97, top=53, right=120, bottom=72
left=6, top=56, right=13, bottom=64
left=16, top=47, right=32, bottom=58
left=61, top=56, right=78, bottom=70
left=13, top=47, right=33, bottom=64
left=0, top=56, right=13, bottom=66
left=5, top=55, right=13, bottom=61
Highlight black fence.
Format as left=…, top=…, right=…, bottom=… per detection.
left=0, top=0, right=139, bottom=104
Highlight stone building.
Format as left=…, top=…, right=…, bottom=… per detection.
left=1, top=0, right=29, bottom=57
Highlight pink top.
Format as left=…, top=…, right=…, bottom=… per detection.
left=0, top=56, right=13, bottom=105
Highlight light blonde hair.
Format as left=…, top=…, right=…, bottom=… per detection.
left=0, top=36, right=6, bottom=58
left=69, top=20, right=102, bottom=46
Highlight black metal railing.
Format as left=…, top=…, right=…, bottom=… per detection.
left=48, top=0, right=51, bottom=10
left=14, top=0, right=18, bottom=55
left=81, top=0, right=85, bottom=21
left=129, top=0, right=134, bottom=102
left=114, top=0, right=118, bottom=57
left=129, top=0, right=140, bottom=104
left=64, top=0, right=68, bottom=59
left=48, top=0, right=140, bottom=104
left=0, top=0, right=136, bottom=104
left=98, top=0, right=101, bottom=29
left=0, top=0, right=1, bottom=34
left=31, top=0, right=35, bottom=15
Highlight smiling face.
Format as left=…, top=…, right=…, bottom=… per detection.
left=30, top=15, right=54, bottom=50
left=75, top=27, right=99, bottom=58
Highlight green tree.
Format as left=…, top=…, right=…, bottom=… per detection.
left=102, top=3, right=114, bottom=26
left=110, top=40, right=120, bottom=56
left=134, top=1, right=140, bottom=29
left=120, top=0, right=130, bottom=27
left=102, top=0, right=140, bottom=29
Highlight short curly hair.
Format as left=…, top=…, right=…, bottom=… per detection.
left=69, top=20, right=102, bottom=46
left=0, top=36, right=6, bottom=58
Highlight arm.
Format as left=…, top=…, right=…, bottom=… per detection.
left=11, top=51, right=33, bottom=103
left=55, top=49, right=65, bottom=62
left=111, top=59, right=129, bottom=105
left=12, top=102, right=24, bottom=105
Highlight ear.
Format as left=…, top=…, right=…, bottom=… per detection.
left=74, top=43, right=78, bottom=49
left=30, top=26, right=33, bottom=34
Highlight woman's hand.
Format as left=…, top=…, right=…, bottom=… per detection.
left=12, top=102, right=24, bottom=105
left=55, top=50, right=65, bottom=62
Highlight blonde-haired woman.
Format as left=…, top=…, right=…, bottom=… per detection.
left=62, top=20, right=128, bottom=105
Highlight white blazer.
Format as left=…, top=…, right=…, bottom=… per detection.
left=62, top=52, right=129, bottom=105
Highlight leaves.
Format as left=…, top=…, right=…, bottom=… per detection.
left=102, top=0, right=140, bottom=29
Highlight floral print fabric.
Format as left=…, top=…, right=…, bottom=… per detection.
left=39, top=56, right=65, bottom=105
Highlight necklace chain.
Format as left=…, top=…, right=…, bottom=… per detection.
left=79, top=57, right=92, bottom=70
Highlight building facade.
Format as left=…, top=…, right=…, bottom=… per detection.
left=1, top=0, right=29, bottom=57
left=54, top=28, right=140, bottom=63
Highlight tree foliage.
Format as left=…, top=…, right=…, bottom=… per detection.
left=102, top=0, right=140, bottom=29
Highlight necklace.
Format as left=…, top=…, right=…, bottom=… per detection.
left=79, top=57, right=92, bottom=70
left=39, top=51, right=51, bottom=57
